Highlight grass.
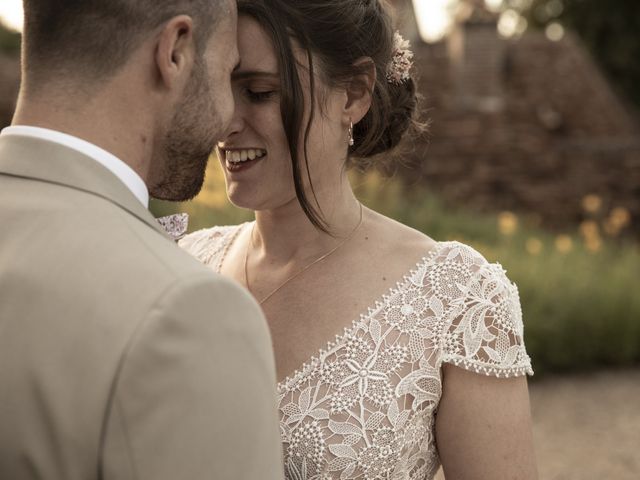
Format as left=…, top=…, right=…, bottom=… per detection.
left=152, top=163, right=640, bottom=376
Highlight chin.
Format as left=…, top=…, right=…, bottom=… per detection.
left=149, top=166, right=207, bottom=202
left=225, top=186, right=258, bottom=211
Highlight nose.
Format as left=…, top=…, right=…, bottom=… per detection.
left=221, top=98, right=246, bottom=141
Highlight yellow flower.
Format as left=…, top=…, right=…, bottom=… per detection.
left=582, top=194, right=602, bottom=214
left=525, top=237, right=544, bottom=255
left=603, top=207, right=632, bottom=237
left=610, top=207, right=631, bottom=229
left=579, top=220, right=599, bottom=239
left=526, top=238, right=543, bottom=256
left=555, top=235, right=573, bottom=254
left=498, top=211, right=518, bottom=236
left=585, top=236, right=602, bottom=253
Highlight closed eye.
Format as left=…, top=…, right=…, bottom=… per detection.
left=246, top=89, right=277, bottom=102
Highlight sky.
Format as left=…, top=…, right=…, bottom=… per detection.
left=0, top=0, right=469, bottom=42
left=0, top=0, right=23, bottom=32
left=413, top=0, right=457, bottom=43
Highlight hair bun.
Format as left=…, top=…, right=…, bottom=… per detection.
left=351, top=75, right=419, bottom=159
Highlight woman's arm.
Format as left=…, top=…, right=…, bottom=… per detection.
left=435, top=364, right=538, bottom=480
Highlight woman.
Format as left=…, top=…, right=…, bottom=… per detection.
left=180, top=0, right=538, bottom=478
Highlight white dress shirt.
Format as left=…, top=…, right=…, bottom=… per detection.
left=0, top=125, right=149, bottom=207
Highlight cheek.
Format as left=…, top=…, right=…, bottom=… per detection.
left=256, top=104, right=289, bottom=155
left=301, top=115, right=332, bottom=157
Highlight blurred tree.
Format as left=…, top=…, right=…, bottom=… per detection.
left=0, top=21, right=20, bottom=56
left=503, top=0, right=640, bottom=109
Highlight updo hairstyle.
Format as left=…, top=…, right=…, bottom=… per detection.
left=237, top=0, right=420, bottom=232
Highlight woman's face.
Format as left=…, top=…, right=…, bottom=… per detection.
left=218, top=15, right=347, bottom=212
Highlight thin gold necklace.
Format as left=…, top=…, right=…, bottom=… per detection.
left=245, top=203, right=364, bottom=305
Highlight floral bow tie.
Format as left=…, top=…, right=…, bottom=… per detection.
left=156, top=213, right=189, bottom=241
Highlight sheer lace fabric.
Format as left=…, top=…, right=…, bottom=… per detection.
left=180, top=226, right=533, bottom=480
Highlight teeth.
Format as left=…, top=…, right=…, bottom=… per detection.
left=226, top=149, right=267, bottom=163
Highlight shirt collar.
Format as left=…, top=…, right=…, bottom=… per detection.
left=1, top=125, right=149, bottom=207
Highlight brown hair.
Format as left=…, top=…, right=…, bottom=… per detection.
left=238, top=0, right=421, bottom=233
left=22, top=0, right=226, bottom=89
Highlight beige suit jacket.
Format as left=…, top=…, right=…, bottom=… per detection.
left=0, top=135, right=284, bottom=480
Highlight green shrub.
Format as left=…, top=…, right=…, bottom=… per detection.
left=151, top=166, right=640, bottom=376
left=0, top=22, right=20, bottom=56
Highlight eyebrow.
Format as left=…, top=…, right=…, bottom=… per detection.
left=231, top=70, right=280, bottom=81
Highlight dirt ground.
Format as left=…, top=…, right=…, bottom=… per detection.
left=435, top=369, right=640, bottom=479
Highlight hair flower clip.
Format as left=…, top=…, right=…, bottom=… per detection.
left=386, top=31, right=414, bottom=85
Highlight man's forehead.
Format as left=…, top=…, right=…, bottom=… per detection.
left=221, top=0, right=236, bottom=15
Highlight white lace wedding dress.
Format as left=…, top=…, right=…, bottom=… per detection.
left=179, top=224, right=533, bottom=480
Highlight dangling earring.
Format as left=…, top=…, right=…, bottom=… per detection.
left=348, top=120, right=355, bottom=147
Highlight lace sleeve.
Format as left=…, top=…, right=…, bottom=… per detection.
left=437, top=248, right=533, bottom=378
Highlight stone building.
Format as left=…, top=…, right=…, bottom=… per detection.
left=390, top=0, right=640, bottom=236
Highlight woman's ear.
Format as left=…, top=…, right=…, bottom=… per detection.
left=155, top=15, right=196, bottom=90
left=343, top=57, right=376, bottom=125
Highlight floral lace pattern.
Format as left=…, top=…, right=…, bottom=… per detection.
left=178, top=224, right=246, bottom=272
left=180, top=226, right=533, bottom=480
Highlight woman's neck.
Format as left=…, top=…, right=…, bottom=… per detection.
left=252, top=181, right=363, bottom=265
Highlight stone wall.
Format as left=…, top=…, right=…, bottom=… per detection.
left=401, top=25, right=640, bottom=237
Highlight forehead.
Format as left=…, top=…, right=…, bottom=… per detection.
left=213, top=0, right=237, bottom=23
left=202, top=2, right=238, bottom=65
left=211, top=2, right=237, bottom=39
left=236, top=15, right=278, bottom=72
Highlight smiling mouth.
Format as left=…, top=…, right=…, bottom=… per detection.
left=221, top=147, right=267, bottom=173
left=224, top=148, right=267, bottom=164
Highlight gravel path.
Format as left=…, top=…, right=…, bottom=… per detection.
left=435, top=369, right=640, bottom=479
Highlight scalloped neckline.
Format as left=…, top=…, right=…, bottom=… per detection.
left=276, top=240, right=456, bottom=394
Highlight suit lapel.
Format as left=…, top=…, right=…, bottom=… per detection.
left=0, top=134, right=170, bottom=239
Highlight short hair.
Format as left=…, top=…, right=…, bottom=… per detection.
left=22, top=0, right=226, bottom=88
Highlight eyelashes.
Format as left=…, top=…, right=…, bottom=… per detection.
left=245, top=89, right=277, bottom=102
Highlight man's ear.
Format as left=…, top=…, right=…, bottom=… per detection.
left=343, top=57, right=376, bottom=125
left=155, top=15, right=196, bottom=89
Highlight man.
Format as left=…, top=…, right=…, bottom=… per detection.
left=0, top=1, right=283, bottom=479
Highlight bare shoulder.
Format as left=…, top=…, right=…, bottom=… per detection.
left=364, top=207, right=439, bottom=263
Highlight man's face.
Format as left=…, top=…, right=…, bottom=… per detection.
left=151, top=2, right=239, bottom=201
